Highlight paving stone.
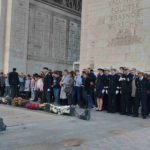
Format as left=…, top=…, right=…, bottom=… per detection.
left=0, top=105, right=150, bottom=150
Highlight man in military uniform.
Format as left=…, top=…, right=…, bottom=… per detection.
left=125, top=68, right=133, bottom=115
left=88, top=69, right=96, bottom=107
left=108, top=69, right=118, bottom=113
left=130, top=68, right=137, bottom=116
left=8, top=68, right=19, bottom=98
left=103, top=69, right=110, bottom=110
left=119, top=68, right=132, bottom=115
left=135, top=72, right=148, bottom=119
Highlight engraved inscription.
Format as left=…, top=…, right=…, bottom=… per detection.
left=107, top=0, right=143, bottom=46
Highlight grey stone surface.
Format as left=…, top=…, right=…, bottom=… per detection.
left=1, top=104, right=150, bottom=150
left=0, top=0, right=81, bottom=74
left=27, top=0, right=81, bottom=73
left=0, top=0, right=7, bottom=71
left=80, top=0, right=150, bottom=72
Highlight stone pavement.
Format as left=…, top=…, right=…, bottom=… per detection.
left=0, top=105, right=150, bottom=150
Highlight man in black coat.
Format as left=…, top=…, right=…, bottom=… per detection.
left=88, top=69, right=96, bottom=107
left=43, top=67, right=53, bottom=103
left=0, top=72, right=5, bottom=97
left=103, top=69, right=110, bottom=110
left=108, top=69, right=118, bottom=113
left=135, top=72, right=148, bottom=119
left=8, top=68, right=19, bottom=98
left=119, top=68, right=133, bottom=115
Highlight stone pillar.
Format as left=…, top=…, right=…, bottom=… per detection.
left=0, top=0, right=7, bottom=72
left=4, top=0, right=29, bottom=73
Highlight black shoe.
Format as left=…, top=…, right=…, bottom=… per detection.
left=133, top=114, right=139, bottom=117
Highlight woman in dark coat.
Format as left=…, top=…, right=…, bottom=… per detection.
left=96, top=69, right=104, bottom=111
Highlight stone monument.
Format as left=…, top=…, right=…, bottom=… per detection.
left=0, top=0, right=82, bottom=73
left=80, top=0, right=150, bottom=72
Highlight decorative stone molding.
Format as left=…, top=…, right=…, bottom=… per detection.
left=35, top=0, right=82, bottom=16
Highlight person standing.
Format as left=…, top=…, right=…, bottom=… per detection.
left=19, top=73, right=25, bottom=93
left=119, top=68, right=132, bottom=115
left=0, top=72, right=5, bottom=97
left=130, top=69, right=137, bottom=116
left=88, top=69, right=96, bottom=107
left=5, top=74, right=10, bottom=97
left=8, top=68, right=19, bottom=98
left=64, top=71, right=74, bottom=105
left=52, top=71, right=61, bottom=105
left=146, top=75, right=150, bottom=116
left=72, top=70, right=82, bottom=106
left=135, top=72, right=148, bottom=119
left=82, top=71, right=93, bottom=109
left=96, top=69, right=104, bottom=111
left=30, top=74, right=36, bottom=101
left=34, top=74, right=43, bottom=102
left=24, top=75, right=31, bottom=100
left=108, top=69, right=118, bottom=113
left=103, top=69, right=110, bottom=110
left=43, top=67, right=53, bottom=103
left=60, top=70, right=70, bottom=105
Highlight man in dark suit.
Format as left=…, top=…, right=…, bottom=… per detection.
left=8, top=68, right=19, bottom=98
left=135, top=71, right=148, bottom=119
left=43, top=67, right=53, bottom=103
left=103, top=69, right=110, bottom=110
left=119, top=68, right=133, bottom=115
left=108, top=69, right=118, bottom=113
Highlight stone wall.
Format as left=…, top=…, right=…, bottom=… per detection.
left=80, top=0, right=150, bottom=72
left=1, top=0, right=81, bottom=74
left=0, top=0, right=6, bottom=71
left=27, top=0, right=81, bottom=73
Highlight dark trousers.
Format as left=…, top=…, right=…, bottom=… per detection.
left=82, top=89, right=93, bottom=108
left=10, top=85, right=18, bottom=98
left=0, top=86, right=5, bottom=97
left=53, top=88, right=60, bottom=105
left=141, top=94, right=147, bottom=117
left=135, top=92, right=147, bottom=117
left=72, top=86, right=81, bottom=105
left=121, top=91, right=130, bottom=114
left=44, top=90, right=51, bottom=103
left=67, top=93, right=73, bottom=106
left=90, top=86, right=96, bottom=106
left=147, top=94, right=150, bottom=115
left=127, top=97, right=135, bottom=115
left=34, top=90, right=43, bottom=102
left=25, top=91, right=31, bottom=100
left=108, top=92, right=116, bottom=113
left=61, top=99, right=68, bottom=106
left=133, top=96, right=139, bottom=116
left=116, top=92, right=121, bottom=113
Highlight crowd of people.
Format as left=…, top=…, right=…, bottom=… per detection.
left=0, top=67, right=150, bottom=119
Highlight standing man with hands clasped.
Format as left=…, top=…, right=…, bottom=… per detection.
left=43, top=67, right=53, bottom=103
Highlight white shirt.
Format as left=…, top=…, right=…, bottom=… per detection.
left=36, top=79, right=43, bottom=91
